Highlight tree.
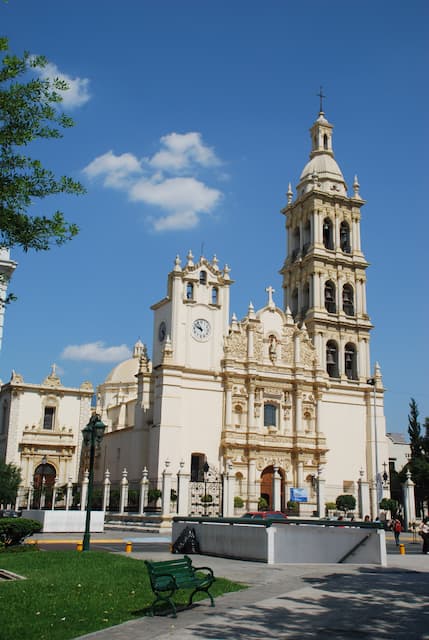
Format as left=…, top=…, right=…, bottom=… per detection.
left=400, top=399, right=429, bottom=515
left=379, top=497, right=399, bottom=516
left=0, top=461, right=22, bottom=506
left=0, top=37, right=83, bottom=258
left=335, top=494, right=356, bottom=513
left=408, top=398, right=423, bottom=458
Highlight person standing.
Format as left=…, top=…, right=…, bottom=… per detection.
left=418, top=517, right=429, bottom=555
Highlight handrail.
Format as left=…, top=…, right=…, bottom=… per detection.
left=172, top=516, right=384, bottom=530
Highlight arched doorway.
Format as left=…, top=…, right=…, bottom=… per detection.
left=33, top=459, right=56, bottom=509
left=260, top=466, right=285, bottom=511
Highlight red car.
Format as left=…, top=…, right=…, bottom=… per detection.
left=242, top=511, right=288, bottom=520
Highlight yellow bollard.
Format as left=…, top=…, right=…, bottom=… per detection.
left=399, top=543, right=405, bottom=555
left=76, top=541, right=83, bottom=552
left=125, top=542, right=132, bottom=553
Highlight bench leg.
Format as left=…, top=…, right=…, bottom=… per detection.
left=151, top=593, right=177, bottom=618
left=188, top=587, right=214, bottom=608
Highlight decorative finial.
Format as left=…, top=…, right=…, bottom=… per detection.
left=248, top=301, right=255, bottom=319
left=353, top=175, right=361, bottom=199
left=186, top=250, right=194, bottom=267
left=212, top=254, right=219, bottom=271
left=317, top=86, right=326, bottom=114
left=174, top=254, right=182, bottom=271
left=287, top=182, right=293, bottom=204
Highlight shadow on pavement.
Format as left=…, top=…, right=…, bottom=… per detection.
left=180, top=566, right=428, bottom=640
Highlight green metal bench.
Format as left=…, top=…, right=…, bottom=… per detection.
left=145, top=555, right=215, bottom=617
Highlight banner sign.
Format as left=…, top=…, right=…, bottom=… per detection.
left=290, top=487, right=308, bottom=503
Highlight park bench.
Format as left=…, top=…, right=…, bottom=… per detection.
left=144, top=555, right=215, bottom=617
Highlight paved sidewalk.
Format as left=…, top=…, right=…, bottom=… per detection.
left=74, top=548, right=429, bottom=640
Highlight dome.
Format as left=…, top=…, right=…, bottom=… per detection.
left=104, top=356, right=139, bottom=384
left=299, top=154, right=344, bottom=183
left=104, top=340, right=145, bottom=384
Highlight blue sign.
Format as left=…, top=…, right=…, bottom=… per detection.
left=290, top=487, right=308, bottom=503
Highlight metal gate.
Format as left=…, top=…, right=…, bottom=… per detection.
left=189, top=469, right=223, bottom=517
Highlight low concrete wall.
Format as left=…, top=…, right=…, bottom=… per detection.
left=22, top=510, right=105, bottom=533
left=172, top=519, right=386, bottom=566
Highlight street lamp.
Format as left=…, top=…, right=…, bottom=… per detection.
left=82, top=413, right=106, bottom=551
left=39, top=456, right=48, bottom=509
left=367, top=377, right=380, bottom=518
left=203, top=462, right=210, bottom=516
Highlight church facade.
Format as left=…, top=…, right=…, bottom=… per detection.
left=97, top=108, right=389, bottom=518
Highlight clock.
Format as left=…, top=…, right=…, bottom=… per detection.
left=158, top=321, right=167, bottom=342
left=192, top=318, right=211, bottom=341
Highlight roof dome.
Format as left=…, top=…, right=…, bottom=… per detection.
left=104, top=340, right=145, bottom=384
left=104, top=357, right=139, bottom=384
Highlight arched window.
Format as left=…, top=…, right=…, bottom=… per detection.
left=264, top=404, right=277, bottom=428
left=211, top=286, right=218, bottom=305
left=199, top=271, right=207, bottom=285
left=324, top=280, right=336, bottom=313
left=323, top=134, right=328, bottom=150
left=234, top=404, right=243, bottom=427
left=326, top=340, right=339, bottom=378
left=302, top=282, right=310, bottom=315
left=340, top=221, right=351, bottom=253
left=291, top=288, right=298, bottom=319
left=186, top=282, right=194, bottom=300
left=292, top=227, right=300, bottom=261
left=323, top=218, right=334, bottom=250
left=303, top=220, right=311, bottom=255
left=43, top=406, right=55, bottom=430
left=342, top=284, right=354, bottom=316
left=344, top=343, right=358, bottom=380
left=235, top=472, right=244, bottom=495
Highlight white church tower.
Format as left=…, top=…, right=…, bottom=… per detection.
left=280, top=99, right=388, bottom=515
left=0, top=248, right=17, bottom=350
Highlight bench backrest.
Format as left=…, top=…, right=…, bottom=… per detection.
left=145, top=556, right=194, bottom=585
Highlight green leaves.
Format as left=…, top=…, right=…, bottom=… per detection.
left=0, top=461, right=22, bottom=504
left=0, top=38, right=83, bottom=253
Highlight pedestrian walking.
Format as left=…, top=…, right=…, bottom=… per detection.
left=418, top=518, right=429, bottom=554
left=392, top=517, right=402, bottom=546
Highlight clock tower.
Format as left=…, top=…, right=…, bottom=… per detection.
left=148, top=252, right=233, bottom=479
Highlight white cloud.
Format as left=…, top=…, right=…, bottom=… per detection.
left=130, top=176, right=221, bottom=212
left=61, top=341, right=131, bottom=363
left=36, top=60, right=91, bottom=108
left=83, top=132, right=223, bottom=231
left=148, top=132, right=220, bottom=172
left=83, top=151, right=142, bottom=188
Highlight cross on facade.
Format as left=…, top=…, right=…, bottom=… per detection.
left=265, top=285, right=275, bottom=307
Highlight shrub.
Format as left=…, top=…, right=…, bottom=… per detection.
left=287, top=500, right=299, bottom=513
left=325, top=501, right=337, bottom=513
left=258, top=496, right=268, bottom=510
left=234, top=496, right=244, bottom=508
left=335, top=494, right=356, bottom=513
left=200, top=494, right=213, bottom=503
left=379, top=498, right=399, bottom=515
left=0, top=518, right=42, bottom=547
left=147, top=488, right=162, bottom=504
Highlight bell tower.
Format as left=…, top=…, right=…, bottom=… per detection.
left=280, top=107, right=373, bottom=384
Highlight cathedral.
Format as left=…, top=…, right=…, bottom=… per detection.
left=96, top=106, right=389, bottom=518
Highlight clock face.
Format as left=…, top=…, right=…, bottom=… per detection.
left=158, top=321, right=167, bottom=342
left=192, top=318, right=211, bottom=341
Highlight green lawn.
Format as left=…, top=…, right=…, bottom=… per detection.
left=0, top=550, right=246, bottom=640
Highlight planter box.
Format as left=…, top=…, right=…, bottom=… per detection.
left=21, top=510, right=105, bottom=533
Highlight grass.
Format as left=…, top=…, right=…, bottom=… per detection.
left=0, top=549, right=247, bottom=640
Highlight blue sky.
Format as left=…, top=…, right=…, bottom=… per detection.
left=1, top=1, right=428, bottom=434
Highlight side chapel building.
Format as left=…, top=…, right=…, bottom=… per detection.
left=97, top=107, right=389, bottom=518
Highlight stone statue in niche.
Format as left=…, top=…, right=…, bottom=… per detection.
left=268, top=335, right=278, bottom=362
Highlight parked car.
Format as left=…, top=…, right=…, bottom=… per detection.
left=241, top=511, right=288, bottom=520
left=0, top=509, right=22, bottom=518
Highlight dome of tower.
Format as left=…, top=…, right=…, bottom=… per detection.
left=299, top=154, right=344, bottom=183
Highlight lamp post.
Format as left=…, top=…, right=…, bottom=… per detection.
left=203, top=462, right=209, bottom=516
left=367, top=377, right=380, bottom=518
left=82, top=413, right=106, bottom=551
left=39, top=455, right=48, bottom=509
